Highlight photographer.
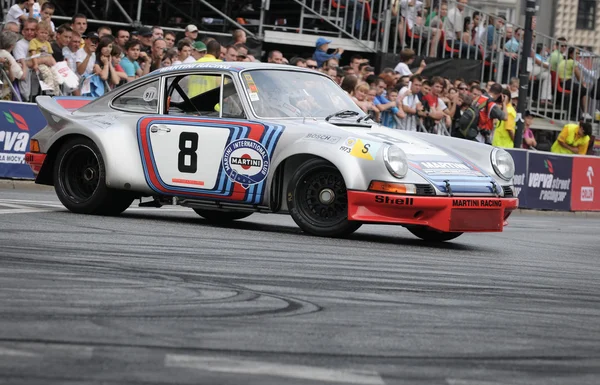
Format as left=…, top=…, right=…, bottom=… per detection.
left=474, top=83, right=508, bottom=144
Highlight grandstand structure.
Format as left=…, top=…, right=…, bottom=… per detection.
left=2, top=0, right=599, bottom=146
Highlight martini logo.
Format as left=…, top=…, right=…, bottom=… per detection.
left=222, top=139, right=269, bottom=189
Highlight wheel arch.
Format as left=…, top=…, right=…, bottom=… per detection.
left=36, top=133, right=99, bottom=185
left=269, top=153, right=349, bottom=213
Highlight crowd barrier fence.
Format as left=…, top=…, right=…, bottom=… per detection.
left=0, top=100, right=598, bottom=211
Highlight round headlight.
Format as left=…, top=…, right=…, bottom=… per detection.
left=383, top=145, right=408, bottom=178
left=491, top=148, right=515, bottom=181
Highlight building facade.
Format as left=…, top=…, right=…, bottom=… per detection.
left=553, top=0, right=600, bottom=53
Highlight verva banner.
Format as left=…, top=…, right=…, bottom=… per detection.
left=0, top=101, right=47, bottom=179
left=506, top=149, right=528, bottom=207
left=523, top=152, right=573, bottom=211
left=571, top=156, right=600, bottom=211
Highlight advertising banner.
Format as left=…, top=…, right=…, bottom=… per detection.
left=523, top=152, right=573, bottom=210
left=506, top=149, right=528, bottom=207
left=571, top=156, right=600, bottom=211
left=0, top=101, right=47, bottom=180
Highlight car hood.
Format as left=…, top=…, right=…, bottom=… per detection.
left=309, top=120, right=500, bottom=195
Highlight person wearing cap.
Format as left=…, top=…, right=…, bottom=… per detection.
left=188, top=39, right=222, bottom=97
left=551, top=120, right=592, bottom=155
left=137, top=26, right=153, bottom=54
left=76, top=31, right=100, bottom=77
left=492, top=89, right=517, bottom=148
left=190, top=41, right=207, bottom=60
left=312, top=37, right=343, bottom=68
left=185, top=24, right=199, bottom=41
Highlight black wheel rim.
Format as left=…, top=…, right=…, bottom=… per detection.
left=59, top=145, right=100, bottom=203
left=297, top=168, right=348, bottom=226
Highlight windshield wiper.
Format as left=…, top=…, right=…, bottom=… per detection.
left=325, top=109, right=360, bottom=122
left=356, top=114, right=374, bottom=124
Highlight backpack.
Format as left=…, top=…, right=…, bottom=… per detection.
left=458, top=98, right=489, bottom=140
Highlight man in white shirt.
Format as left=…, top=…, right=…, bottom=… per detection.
left=443, top=0, right=477, bottom=58
left=398, top=74, right=429, bottom=131
left=5, top=0, right=34, bottom=26
left=76, top=32, right=99, bottom=77
left=399, top=0, right=442, bottom=58
left=12, top=17, right=38, bottom=101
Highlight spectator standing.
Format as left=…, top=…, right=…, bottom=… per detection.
left=184, top=25, right=199, bottom=41
left=398, top=74, right=427, bottom=131
left=492, top=89, right=516, bottom=148
left=119, top=40, right=150, bottom=81
left=0, top=31, right=25, bottom=100
left=13, top=18, right=38, bottom=101
left=164, top=31, right=176, bottom=49
left=92, top=36, right=120, bottom=94
left=51, top=24, right=72, bottom=62
left=5, top=0, right=34, bottom=27
left=71, top=14, right=87, bottom=48
left=313, top=38, right=343, bottom=68
left=394, top=48, right=426, bottom=76
left=473, top=83, right=507, bottom=144
left=76, top=32, right=99, bottom=77
left=115, top=29, right=130, bottom=50
left=522, top=111, right=537, bottom=149
left=172, top=39, right=194, bottom=65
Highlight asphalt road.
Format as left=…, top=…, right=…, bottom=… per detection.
left=1, top=187, right=600, bottom=385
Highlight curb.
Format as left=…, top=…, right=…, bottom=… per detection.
left=0, top=179, right=54, bottom=191
left=512, top=208, right=600, bottom=218
left=2, top=179, right=600, bottom=218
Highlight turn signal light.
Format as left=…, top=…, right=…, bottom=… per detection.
left=30, top=139, right=40, bottom=153
left=368, top=181, right=416, bottom=194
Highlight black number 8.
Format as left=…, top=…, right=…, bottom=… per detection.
left=178, top=132, right=198, bottom=173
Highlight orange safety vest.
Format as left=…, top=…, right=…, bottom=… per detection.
left=475, top=95, right=495, bottom=132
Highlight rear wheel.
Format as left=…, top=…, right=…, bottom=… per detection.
left=287, top=158, right=361, bottom=238
left=407, top=226, right=463, bottom=242
left=53, top=137, right=133, bottom=215
left=193, top=209, right=253, bottom=222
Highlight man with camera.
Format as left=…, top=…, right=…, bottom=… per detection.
left=473, top=83, right=509, bottom=144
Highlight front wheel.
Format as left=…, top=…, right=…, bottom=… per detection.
left=53, top=137, right=133, bottom=215
left=193, top=209, right=253, bottom=222
left=407, top=226, right=463, bottom=242
left=287, top=158, right=361, bottom=238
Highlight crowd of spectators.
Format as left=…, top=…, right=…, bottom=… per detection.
left=0, top=0, right=595, bottom=154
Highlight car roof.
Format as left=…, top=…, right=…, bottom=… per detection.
left=145, top=61, right=318, bottom=79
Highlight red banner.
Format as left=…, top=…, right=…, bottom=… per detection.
left=571, top=156, right=600, bottom=211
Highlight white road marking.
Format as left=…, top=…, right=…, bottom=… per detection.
left=164, top=354, right=386, bottom=385
left=0, top=208, right=56, bottom=215
left=446, top=379, right=513, bottom=385
left=0, top=347, right=37, bottom=357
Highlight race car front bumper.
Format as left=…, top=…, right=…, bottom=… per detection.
left=347, top=191, right=518, bottom=233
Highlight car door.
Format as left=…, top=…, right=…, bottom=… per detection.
left=136, top=71, right=284, bottom=205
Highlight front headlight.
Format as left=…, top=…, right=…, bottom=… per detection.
left=491, top=148, right=515, bottom=181
left=383, top=145, right=408, bottom=178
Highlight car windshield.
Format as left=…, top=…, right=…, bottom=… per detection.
left=240, top=69, right=362, bottom=119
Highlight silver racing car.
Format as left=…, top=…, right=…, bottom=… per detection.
left=26, top=62, right=518, bottom=242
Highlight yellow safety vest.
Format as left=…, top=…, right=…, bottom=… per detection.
left=551, top=124, right=590, bottom=154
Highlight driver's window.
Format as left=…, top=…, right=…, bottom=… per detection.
left=165, top=74, right=245, bottom=119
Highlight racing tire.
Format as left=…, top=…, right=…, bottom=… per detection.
left=287, top=158, right=361, bottom=238
left=193, top=209, right=253, bottom=222
left=407, top=227, right=463, bottom=242
left=53, top=137, right=134, bottom=215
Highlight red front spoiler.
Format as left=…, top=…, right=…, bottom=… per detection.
left=347, top=191, right=518, bottom=233
left=24, top=152, right=46, bottom=176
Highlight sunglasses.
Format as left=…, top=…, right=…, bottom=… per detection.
left=307, top=65, right=317, bottom=68
left=459, top=87, right=468, bottom=90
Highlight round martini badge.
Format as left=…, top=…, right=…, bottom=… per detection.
left=222, top=139, right=270, bottom=189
